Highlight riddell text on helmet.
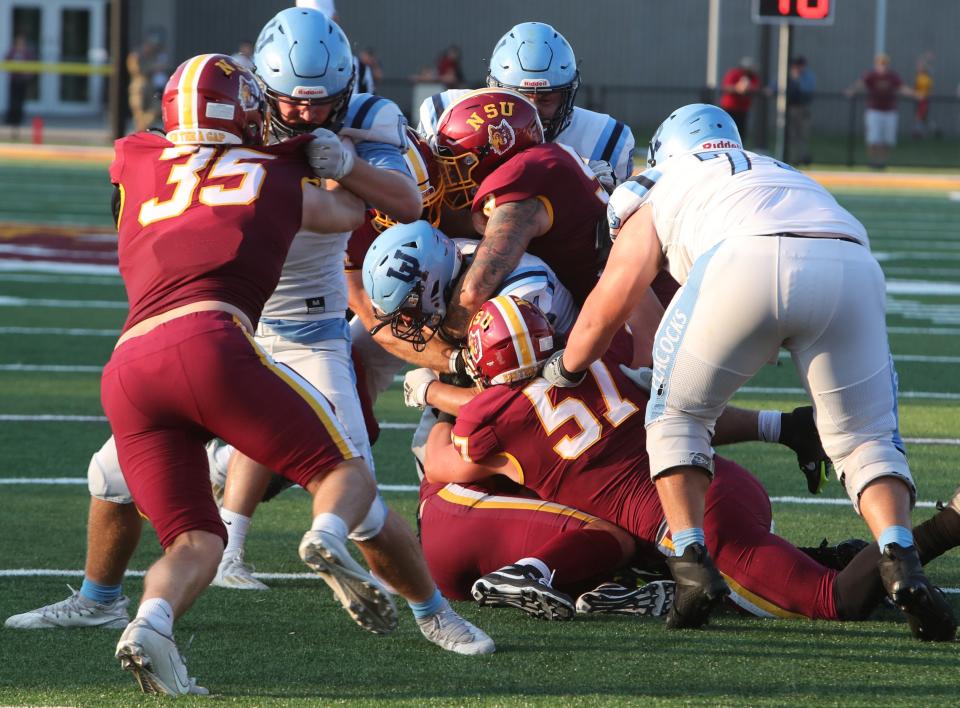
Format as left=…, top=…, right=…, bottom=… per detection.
left=700, top=140, right=741, bottom=149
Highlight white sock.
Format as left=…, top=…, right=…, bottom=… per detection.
left=310, top=512, right=348, bottom=541
left=137, top=597, right=174, bottom=637
left=516, top=557, right=551, bottom=582
left=758, top=410, right=783, bottom=443
left=220, top=508, right=251, bottom=555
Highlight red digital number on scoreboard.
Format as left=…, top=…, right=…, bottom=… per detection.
left=754, top=0, right=834, bottom=24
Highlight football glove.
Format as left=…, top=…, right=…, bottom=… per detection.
left=779, top=406, right=833, bottom=494
left=541, top=350, right=586, bottom=388
left=307, top=128, right=355, bottom=180
left=403, top=368, right=438, bottom=409
left=588, top=159, right=617, bottom=194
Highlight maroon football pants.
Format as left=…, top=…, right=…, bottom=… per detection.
left=102, top=311, right=357, bottom=548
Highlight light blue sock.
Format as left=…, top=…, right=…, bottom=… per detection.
left=878, top=525, right=914, bottom=551
left=80, top=578, right=122, bottom=604
left=408, top=588, right=445, bottom=619
left=672, top=527, right=706, bottom=556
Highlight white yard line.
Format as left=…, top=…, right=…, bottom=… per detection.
left=0, top=326, right=119, bottom=336
left=0, top=295, right=127, bottom=309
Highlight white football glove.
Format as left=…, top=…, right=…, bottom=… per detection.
left=541, top=349, right=586, bottom=388
left=618, top=364, right=653, bottom=395
left=307, top=128, right=355, bottom=180
left=607, top=176, right=654, bottom=233
left=403, top=367, right=439, bottom=409
left=588, top=159, right=617, bottom=193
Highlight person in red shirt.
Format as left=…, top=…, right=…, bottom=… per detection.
left=421, top=296, right=960, bottom=636
left=719, top=57, right=761, bottom=142
left=103, top=54, right=391, bottom=696
left=846, top=54, right=914, bottom=169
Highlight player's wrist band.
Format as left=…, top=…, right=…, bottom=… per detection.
left=437, top=411, right=457, bottom=425
left=558, top=355, right=585, bottom=383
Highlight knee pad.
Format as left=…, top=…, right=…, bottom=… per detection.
left=839, top=439, right=915, bottom=514
left=86, top=437, right=133, bottom=504
left=348, top=493, right=388, bottom=542
left=646, top=415, right=715, bottom=479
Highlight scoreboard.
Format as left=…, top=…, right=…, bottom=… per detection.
left=752, top=0, right=836, bottom=25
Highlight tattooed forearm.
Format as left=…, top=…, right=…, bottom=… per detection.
left=443, top=199, right=544, bottom=336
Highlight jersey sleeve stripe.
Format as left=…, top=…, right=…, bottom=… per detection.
left=431, top=93, right=446, bottom=125
left=498, top=269, right=551, bottom=291
left=599, top=121, right=626, bottom=164
left=350, top=95, right=383, bottom=131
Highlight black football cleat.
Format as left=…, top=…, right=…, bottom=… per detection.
left=664, top=544, right=729, bottom=630
left=471, top=564, right=575, bottom=621
left=800, top=538, right=870, bottom=571
left=575, top=580, right=674, bottom=617
left=779, top=406, right=833, bottom=494
left=878, top=543, right=957, bottom=642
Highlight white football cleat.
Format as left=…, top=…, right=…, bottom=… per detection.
left=115, top=618, right=208, bottom=696
left=298, top=529, right=398, bottom=634
left=211, top=549, right=269, bottom=591
left=206, top=439, right=229, bottom=507
left=416, top=601, right=496, bottom=655
left=5, top=587, right=130, bottom=629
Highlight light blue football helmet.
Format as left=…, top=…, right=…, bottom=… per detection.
left=486, top=22, right=580, bottom=141
left=646, top=103, right=742, bottom=168
left=362, top=221, right=463, bottom=351
left=253, top=7, right=355, bottom=138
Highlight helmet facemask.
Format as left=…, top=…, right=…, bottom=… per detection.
left=369, top=280, right=446, bottom=353
left=262, top=70, right=355, bottom=140
left=487, top=72, right=580, bottom=142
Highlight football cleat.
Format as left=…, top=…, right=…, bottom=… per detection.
left=211, top=548, right=269, bottom=591
left=575, top=580, right=675, bottom=617
left=779, top=406, right=833, bottom=494
left=5, top=587, right=130, bottom=630
left=415, top=601, right=496, bottom=655
left=799, top=538, right=870, bottom=571
left=115, top=618, right=208, bottom=696
left=298, top=529, right=398, bottom=634
left=878, top=542, right=957, bottom=642
left=471, top=564, right=575, bottom=621
left=664, top=544, right=729, bottom=630
left=206, top=439, right=229, bottom=507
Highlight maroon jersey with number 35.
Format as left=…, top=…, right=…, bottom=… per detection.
left=472, top=142, right=608, bottom=305
left=110, top=131, right=314, bottom=331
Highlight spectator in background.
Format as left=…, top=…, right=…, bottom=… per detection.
left=719, top=57, right=761, bottom=142
left=4, top=34, right=35, bottom=139
left=846, top=54, right=913, bottom=170
left=358, top=47, right=383, bottom=86
left=911, top=52, right=934, bottom=138
left=126, top=38, right=164, bottom=132
left=436, top=45, right=464, bottom=89
left=786, top=56, right=815, bottom=165
left=232, top=40, right=255, bottom=71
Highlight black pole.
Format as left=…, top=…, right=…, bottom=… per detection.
left=754, top=23, right=771, bottom=150
left=109, top=0, right=129, bottom=141
left=846, top=95, right=857, bottom=167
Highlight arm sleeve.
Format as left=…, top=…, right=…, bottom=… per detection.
left=355, top=141, right=408, bottom=173
left=451, top=399, right=505, bottom=463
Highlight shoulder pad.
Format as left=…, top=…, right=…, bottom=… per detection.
left=416, top=89, right=471, bottom=137
left=339, top=94, right=407, bottom=147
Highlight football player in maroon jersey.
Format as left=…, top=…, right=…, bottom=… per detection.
left=419, top=296, right=960, bottom=628
left=101, top=53, right=393, bottom=695
left=431, top=89, right=611, bottom=337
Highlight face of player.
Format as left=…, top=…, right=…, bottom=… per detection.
left=275, top=96, right=335, bottom=128
left=522, top=91, right=564, bottom=124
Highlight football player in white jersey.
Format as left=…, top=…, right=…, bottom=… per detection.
left=542, top=103, right=956, bottom=641
left=213, top=6, right=493, bottom=654
left=417, top=21, right=635, bottom=187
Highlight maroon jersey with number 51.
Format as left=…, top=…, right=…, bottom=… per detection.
left=110, top=131, right=314, bottom=331
left=450, top=329, right=662, bottom=539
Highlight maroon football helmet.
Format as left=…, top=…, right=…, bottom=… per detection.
left=466, top=295, right=556, bottom=387
left=162, top=53, right=267, bottom=146
left=372, top=127, right=444, bottom=232
left=432, top=89, right=544, bottom=210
